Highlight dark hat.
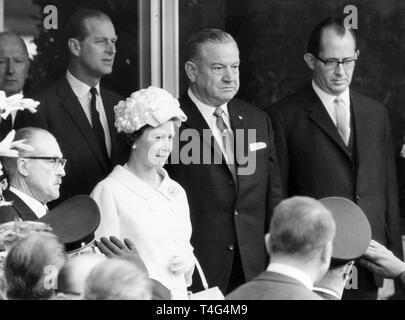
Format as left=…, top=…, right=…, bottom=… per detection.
left=39, top=195, right=100, bottom=253
left=319, top=197, right=371, bottom=265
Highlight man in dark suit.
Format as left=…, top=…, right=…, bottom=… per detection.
left=227, top=196, right=334, bottom=300
left=0, top=127, right=65, bottom=223
left=0, top=32, right=34, bottom=139
left=166, top=29, right=282, bottom=294
left=266, top=17, right=402, bottom=299
left=20, top=9, right=128, bottom=207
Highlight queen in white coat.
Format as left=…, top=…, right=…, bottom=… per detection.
left=91, top=87, right=194, bottom=300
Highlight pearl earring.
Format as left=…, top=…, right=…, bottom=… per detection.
left=132, top=144, right=137, bottom=149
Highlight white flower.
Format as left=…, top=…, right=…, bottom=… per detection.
left=0, top=91, right=39, bottom=120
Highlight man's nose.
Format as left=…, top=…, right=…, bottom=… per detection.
left=222, top=66, right=236, bottom=82
left=58, top=166, right=66, bottom=177
left=106, top=41, right=116, bottom=54
left=335, top=62, right=345, bottom=75
left=6, top=60, right=15, bottom=74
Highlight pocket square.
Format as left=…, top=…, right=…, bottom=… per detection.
left=249, top=142, right=267, bottom=152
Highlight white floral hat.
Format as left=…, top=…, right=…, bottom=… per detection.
left=114, top=86, right=187, bottom=134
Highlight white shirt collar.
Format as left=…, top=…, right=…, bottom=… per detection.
left=66, top=70, right=100, bottom=98
left=267, top=262, right=314, bottom=290
left=312, top=80, right=350, bottom=107
left=313, top=286, right=341, bottom=300
left=9, top=186, right=48, bottom=219
left=187, top=88, right=229, bottom=121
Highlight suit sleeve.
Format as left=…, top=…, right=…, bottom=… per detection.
left=384, top=109, right=403, bottom=259
left=90, top=181, right=121, bottom=240
left=266, top=108, right=289, bottom=199
left=265, top=113, right=283, bottom=228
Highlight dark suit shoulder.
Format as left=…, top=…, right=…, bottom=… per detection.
left=265, top=85, right=313, bottom=116
left=0, top=204, right=19, bottom=224
left=230, top=97, right=270, bottom=118
left=100, top=86, right=123, bottom=101
left=226, top=271, right=323, bottom=300
left=351, top=89, right=385, bottom=111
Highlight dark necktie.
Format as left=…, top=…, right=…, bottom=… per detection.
left=90, top=87, right=109, bottom=160
left=213, top=107, right=237, bottom=185
left=0, top=115, right=12, bottom=140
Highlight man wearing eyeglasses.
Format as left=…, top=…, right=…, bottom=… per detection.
left=0, top=127, right=65, bottom=223
left=266, top=17, right=401, bottom=300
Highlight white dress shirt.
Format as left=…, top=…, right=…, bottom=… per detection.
left=188, top=88, right=234, bottom=163
left=66, top=71, right=112, bottom=156
left=9, top=186, right=48, bottom=219
left=312, top=80, right=351, bottom=137
left=267, top=262, right=314, bottom=290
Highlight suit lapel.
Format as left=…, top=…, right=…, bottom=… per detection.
left=100, top=89, right=118, bottom=153
left=56, top=77, right=110, bottom=172
left=4, top=189, right=38, bottom=220
left=228, top=99, right=246, bottom=167
left=304, top=86, right=353, bottom=160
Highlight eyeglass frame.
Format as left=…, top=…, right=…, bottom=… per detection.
left=313, top=51, right=359, bottom=70
left=21, top=156, right=67, bottom=169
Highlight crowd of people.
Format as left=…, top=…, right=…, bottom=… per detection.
left=0, top=8, right=403, bottom=300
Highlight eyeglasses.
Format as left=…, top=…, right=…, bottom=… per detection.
left=22, top=157, right=67, bottom=169
left=314, top=53, right=358, bottom=70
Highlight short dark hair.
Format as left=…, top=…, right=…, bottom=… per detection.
left=185, top=28, right=237, bottom=62
left=269, top=196, right=335, bottom=257
left=307, top=17, right=357, bottom=56
left=64, top=8, right=112, bottom=42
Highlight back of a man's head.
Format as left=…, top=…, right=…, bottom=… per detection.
left=269, top=196, right=336, bottom=261
left=83, top=258, right=152, bottom=300
left=56, top=253, right=105, bottom=299
left=4, top=231, right=66, bottom=300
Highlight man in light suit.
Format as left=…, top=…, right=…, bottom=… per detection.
left=166, top=29, right=283, bottom=294
left=266, top=17, right=402, bottom=299
left=227, top=196, right=335, bottom=300
left=0, top=127, right=65, bottom=223
left=21, top=9, right=128, bottom=207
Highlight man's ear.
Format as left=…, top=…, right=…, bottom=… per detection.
left=304, top=53, right=315, bottom=71
left=67, top=38, right=81, bottom=57
left=320, top=240, right=333, bottom=264
left=24, top=60, right=31, bottom=79
left=17, top=158, right=29, bottom=177
left=185, top=61, right=198, bottom=82
left=264, top=233, right=271, bottom=254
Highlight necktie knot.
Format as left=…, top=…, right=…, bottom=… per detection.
left=213, top=107, right=227, bottom=132
left=213, top=107, right=224, bottom=118
left=90, top=87, right=98, bottom=97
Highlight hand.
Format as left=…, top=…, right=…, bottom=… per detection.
left=95, top=236, right=148, bottom=272
left=358, top=240, right=405, bottom=279
left=377, top=278, right=395, bottom=300
left=169, top=252, right=194, bottom=275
